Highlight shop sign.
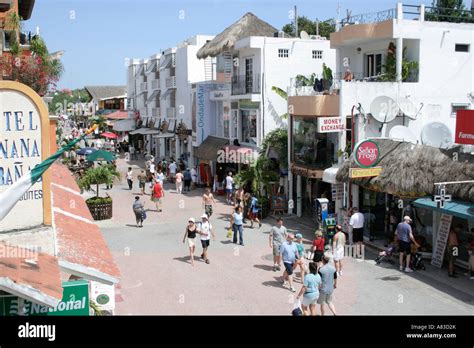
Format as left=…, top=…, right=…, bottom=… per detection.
left=270, top=194, right=287, bottom=211
left=455, top=109, right=474, bottom=145
left=317, top=117, right=345, bottom=133
left=239, top=100, right=260, bottom=109
left=349, top=167, right=382, bottom=178
left=175, top=122, right=192, bottom=137
left=0, top=280, right=89, bottom=316
left=209, top=90, right=230, bottom=101
left=0, top=82, right=47, bottom=231
left=354, top=140, right=380, bottom=168
left=431, top=214, right=453, bottom=268
left=331, top=183, right=344, bottom=200
left=90, top=281, right=115, bottom=313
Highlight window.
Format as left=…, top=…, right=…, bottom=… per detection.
left=278, top=49, right=289, bottom=58
left=245, top=58, right=253, bottom=94
left=366, top=53, right=383, bottom=78
left=451, top=103, right=470, bottom=117
left=312, top=50, right=323, bottom=59
left=240, top=109, right=257, bottom=144
left=455, top=44, right=469, bottom=52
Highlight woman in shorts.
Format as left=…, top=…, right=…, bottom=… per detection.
left=332, top=225, right=346, bottom=276
left=293, top=233, right=306, bottom=283
left=297, top=262, right=321, bottom=316
left=182, top=217, right=198, bottom=266
left=312, top=230, right=325, bottom=264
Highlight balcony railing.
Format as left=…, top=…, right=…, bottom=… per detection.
left=152, top=108, right=160, bottom=117
left=166, top=107, right=176, bottom=118
left=151, top=79, right=160, bottom=90
left=231, top=74, right=261, bottom=96
left=140, top=82, right=147, bottom=92
left=339, top=8, right=396, bottom=26
left=140, top=107, right=147, bottom=117
left=165, top=76, right=176, bottom=89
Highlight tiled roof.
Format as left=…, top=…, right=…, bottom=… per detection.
left=85, top=86, right=126, bottom=101
left=105, top=110, right=128, bottom=120
left=0, top=242, right=62, bottom=306
left=50, top=163, right=120, bottom=281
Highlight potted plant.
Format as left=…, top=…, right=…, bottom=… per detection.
left=322, top=63, right=333, bottom=92
left=78, top=165, right=120, bottom=220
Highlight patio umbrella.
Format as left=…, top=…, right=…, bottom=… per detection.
left=86, top=150, right=116, bottom=162
left=101, top=132, right=119, bottom=139
left=76, top=147, right=97, bottom=156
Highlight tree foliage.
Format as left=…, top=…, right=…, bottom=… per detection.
left=49, top=88, right=91, bottom=114
left=282, top=16, right=336, bottom=39
left=426, top=0, right=473, bottom=22
left=78, top=165, right=120, bottom=198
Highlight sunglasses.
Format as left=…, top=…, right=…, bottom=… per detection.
left=188, top=221, right=194, bottom=223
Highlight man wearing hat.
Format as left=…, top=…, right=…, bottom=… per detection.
left=198, top=214, right=215, bottom=264
left=395, top=216, right=420, bottom=273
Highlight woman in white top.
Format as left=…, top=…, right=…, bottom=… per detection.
left=332, top=225, right=347, bottom=276
left=126, top=167, right=133, bottom=190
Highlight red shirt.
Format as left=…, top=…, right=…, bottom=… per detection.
left=152, top=183, right=163, bottom=198
left=312, top=237, right=325, bottom=251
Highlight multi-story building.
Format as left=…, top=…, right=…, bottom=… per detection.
left=288, top=3, right=473, bottom=269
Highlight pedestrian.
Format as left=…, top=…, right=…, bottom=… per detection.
left=317, top=255, right=338, bottom=316
left=175, top=170, right=184, bottom=194
left=296, top=262, right=322, bottom=316
left=182, top=217, right=198, bottom=266
left=183, top=168, right=192, bottom=193
left=191, top=167, right=198, bottom=189
left=349, top=207, right=364, bottom=256
left=138, top=170, right=147, bottom=195
left=151, top=180, right=164, bottom=212
left=202, top=188, right=216, bottom=218
left=396, top=216, right=419, bottom=273
left=248, top=193, right=262, bottom=228
left=280, top=233, right=299, bottom=293
left=198, top=214, right=215, bottom=264
left=230, top=206, right=244, bottom=246
left=269, top=217, right=287, bottom=272
left=235, top=187, right=244, bottom=206
left=126, top=167, right=133, bottom=190
left=169, top=160, right=177, bottom=183
left=447, top=226, right=460, bottom=278
left=225, top=172, right=234, bottom=204
left=332, top=225, right=346, bottom=276
left=132, top=196, right=145, bottom=228
left=243, top=192, right=251, bottom=224
left=312, top=230, right=325, bottom=264
left=294, top=233, right=306, bottom=283
left=155, top=167, right=165, bottom=186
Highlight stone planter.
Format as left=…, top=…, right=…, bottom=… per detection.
left=86, top=201, right=113, bottom=221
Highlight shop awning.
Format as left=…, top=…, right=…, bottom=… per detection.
left=0, top=242, right=62, bottom=307
left=147, top=89, right=160, bottom=103
left=413, top=198, right=474, bottom=221
left=142, top=129, right=161, bottom=135
left=194, top=136, right=229, bottom=161
left=129, top=128, right=150, bottom=135
left=322, top=165, right=341, bottom=184
left=105, top=110, right=128, bottom=120
left=153, top=133, right=175, bottom=139
left=159, top=54, right=172, bottom=70
left=161, top=88, right=172, bottom=100
left=113, top=119, right=135, bottom=132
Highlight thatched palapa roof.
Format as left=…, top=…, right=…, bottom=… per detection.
left=336, top=139, right=474, bottom=201
left=196, top=12, right=278, bottom=59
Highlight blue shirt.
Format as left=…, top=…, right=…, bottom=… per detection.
left=280, top=241, right=298, bottom=263
left=251, top=197, right=259, bottom=213
left=303, top=273, right=322, bottom=298
left=396, top=222, right=411, bottom=242
left=318, top=263, right=337, bottom=294
left=233, top=212, right=243, bottom=226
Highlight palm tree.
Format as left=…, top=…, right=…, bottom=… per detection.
left=78, top=165, right=120, bottom=198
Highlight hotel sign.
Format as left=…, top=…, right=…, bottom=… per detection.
left=0, top=82, right=50, bottom=231
left=317, top=117, right=345, bottom=133
left=350, top=167, right=382, bottom=178
left=455, top=109, right=474, bottom=145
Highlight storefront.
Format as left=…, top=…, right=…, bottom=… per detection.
left=239, top=100, right=260, bottom=146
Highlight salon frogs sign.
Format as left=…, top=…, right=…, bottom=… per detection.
left=354, top=140, right=380, bottom=168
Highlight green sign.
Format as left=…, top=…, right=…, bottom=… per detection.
left=0, top=280, right=89, bottom=316
left=239, top=100, right=260, bottom=109
left=325, top=217, right=337, bottom=226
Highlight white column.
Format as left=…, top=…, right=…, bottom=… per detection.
left=396, top=2, right=403, bottom=21
left=187, top=137, right=194, bottom=168
left=420, top=4, right=425, bottom=22
left=296, top=175, right=302, bottom=217
left=288, top=171, right=294, bottom=214
left=396, top=37, right=403, bottom=83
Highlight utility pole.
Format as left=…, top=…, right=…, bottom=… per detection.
left=294, top=5, right=298, bottom=37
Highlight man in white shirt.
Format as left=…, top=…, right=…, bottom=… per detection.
left=225, top=172, right=234, bottom=205
left=155, top=168, right=165, bottom=185
left=349, top=207, right=365, bottom=254
left=169, top=161, right=177, bottom=183
left=198, top=214, right=215, bottom=264
left=190, top=167, right=198, bottom=189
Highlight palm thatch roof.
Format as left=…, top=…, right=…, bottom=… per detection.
left=85, top=86, right=126, bottom=101
left=336, top=139, right=474, bottom=201
left=196, top=12, right=278, bottom=59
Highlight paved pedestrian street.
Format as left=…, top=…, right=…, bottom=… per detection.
left=96, top=160, right=474, bottom=315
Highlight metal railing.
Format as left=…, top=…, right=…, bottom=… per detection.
left=165, top=76, right=176, bottom=89
left=231, top=74, right=261, bottom=95
left=140, top=82, right=147, bottom=92
left=151, top=79, right=160, bottom=89
left=339, top=8, right=396, bottom=26
left=152, top=108, right=160, bottom=117
left=166, top=107, right=176, bottom=118
left=423, top=5, right=474, bottom=23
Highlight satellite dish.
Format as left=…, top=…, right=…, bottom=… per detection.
left=397, top=97, right=422, bottom=119
left=389, top=125, right=418, bottom=144
left=300, top=30, right=310, bottom=39
left=421, top=122, right=453, bottom=149
left=370, top=96, right=399, bottom=123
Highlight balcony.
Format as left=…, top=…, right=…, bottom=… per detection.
left=231, top=74, right=261, bottom=96
left=288, top=95, right=340, bottom=117
left=151, top=79, right=160, bottom=90
left=140, top=107, right=147, bottom=117
left=152, top=108, right=160, bottom=117
left=165, top=76, right=176, bottom=89
left=166, top=107, right=176, bottom=118
left=140, top=82, right=147, bottom=92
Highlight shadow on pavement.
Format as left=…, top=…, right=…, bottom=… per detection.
left=125, top=224, right=140, bottom=228
left=254, top=264, right=274, bottom=271
left=220, top=240, right=234, bottom=245
left=173, top=256, right=192, bottom=264
left=262, top=279, right=285, bottom=289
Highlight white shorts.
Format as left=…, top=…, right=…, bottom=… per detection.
left=302, top=294, right=318, bottom=307
left=187, top=238, right=196, bottom=248
left=333, top=246, right=344, bottom=261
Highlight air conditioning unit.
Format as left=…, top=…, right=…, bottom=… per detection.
left=274, top=31, right=285, bottom=38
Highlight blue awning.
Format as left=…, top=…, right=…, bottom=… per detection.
left=413, top=197, right=474, bottom=221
